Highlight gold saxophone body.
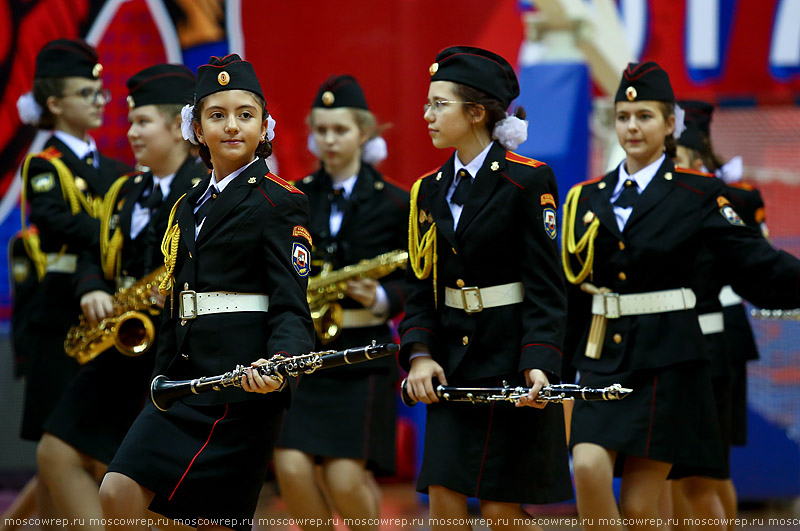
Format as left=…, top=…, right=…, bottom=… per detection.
left=307, top=249, right=408, bottom=344
left=64, top=266, right=167, bottom=365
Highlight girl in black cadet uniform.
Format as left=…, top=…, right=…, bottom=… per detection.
left=16, top=38, right=130, bottom=528
left=399, top=46, right=572, bottom=530
left=98, top=54, right=314, bottom=531
left=561, top=62, right=800, bottom=530
left=274, top=75, right=408, bottom=530
left=35, top=64, right=204, bottom=531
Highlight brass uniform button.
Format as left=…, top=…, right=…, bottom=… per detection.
left=456, top=279, right=465, bottom=288
left=458, top=170, right=466, bottom=177
left=618, top=272, right=627, bottom=281
left=462, top=336, right=469, bottom=346
left=613, top=333, right=622, bottom=344
left=618, top=241, right=625, bottom=251
left=181, top=353, right=189, bottom=360
left=451, top=247, right=457, bottom=255
left=598, top=182, right=607, bottom=190
left=212, top=193, right=218, bottom=199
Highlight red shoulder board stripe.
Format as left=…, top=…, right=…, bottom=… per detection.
left=265, top=173, right=304, bottom=194
left=420, top=167, right=440, bottom=180
left=675, top=166, right=714, bottom=178
left=37, top=147, right=62, bottom=161
left=575, top=175, right=605, bottom=187
left=728, top=182, right=755, bottom=191
left=122, top=171, right=143, bottom=179
left=505, top=151, right=546, bottom=168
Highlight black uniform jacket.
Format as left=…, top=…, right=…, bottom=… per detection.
left=564, top=159, right=800, bottom=376
left=296, top=163, right=408, bottom=370
left=75, top=156, right=208, bottom=296
left=399, top=143, right=567, bottom=381
left=154, top=158, right=315, bottom=406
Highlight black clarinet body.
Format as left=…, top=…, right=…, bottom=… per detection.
left=151, top=342, right=398, bottom=411
left=400, top=379, right=632, bottom=407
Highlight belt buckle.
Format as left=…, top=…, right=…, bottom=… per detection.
left=604, top=293, right=620, bottom=319
left=179, top=290, right=198, bottom=320
left=461, top=287, right=483, bottom=314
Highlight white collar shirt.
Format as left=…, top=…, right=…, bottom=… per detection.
left=130, top=173, right=176, bottom=240
left=54, top=130, right=99, bottom=168
left=194, top=157, right=259, bottom=238
left=611, top=153, right=665, bottom=232
left=329, top=173, right=357, bottom=237
left=448, top=141, right=493, bottom=228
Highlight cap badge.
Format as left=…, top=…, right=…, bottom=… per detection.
left=321, top=91, right=335, bottom=106
left=625, top=86, right=637, bottom=102
left=218, top=71, right=230, bottom=86
left=92, top=63, right=103, bottom=78
left=490, top=161, right=499, bottom=172
left=429, top=62, right=439, bottom=76
left=127, top=95, right=135, bottom=110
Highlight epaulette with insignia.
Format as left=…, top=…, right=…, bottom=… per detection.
left=675, top=167, right=714, bottom=178
left=265, top=173, right=304, bottom=194
left=574, top=175, right=605, bottom=187
left=505, top=151, right=546, bottom=168
left=728, top=182, right=755, bottom=191
left=37, top=147, right=62, bottom=161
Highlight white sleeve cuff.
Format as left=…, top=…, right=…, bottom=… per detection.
left=409, top=352, right=432, bottom=361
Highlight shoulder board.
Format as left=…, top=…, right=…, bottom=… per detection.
left=505, top=151, right=546, bottom=168
left=675, top=166, right=715, bottom=178
left=727, top=181, right=755, bottom=191
left=574, top=175, right=605, bottom=187
left=36, top=146, right=62, bottom=161
left=265, top=173, right=304, bottom=194
left=121, top=171, right=143, bottom=179
left=420, top=167, right=440, bottom=180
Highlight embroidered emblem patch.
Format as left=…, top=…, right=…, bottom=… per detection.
left=31, top=173, right=55, bottom=193
left=543, top=207, right=557, bottom=239
left=540, top=193, right=556, bottom=207
left=716, top=196, right=730, bottom=208
left=292, top=225, right=312, bottom=245
left=490, top=161, right=499, bottom=172
left=292, top=242, right=310, bottom=277
left=720, top=205, right=744, bottom=226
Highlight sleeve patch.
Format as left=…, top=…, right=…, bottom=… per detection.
left=292, top=225, right=312, bottom=245
left=31, top=173, right=55, bottom=193
left=540, top=193, right=556, bottom=207
left=292, top=242, right=310, bottom=277
left=720, top=205, right=744, bottom=226
left=716, top=196, right=730, bottom=207
left=543, top=207, right=557, bottom=239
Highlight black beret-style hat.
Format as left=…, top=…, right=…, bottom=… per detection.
left=676, top=121, right=704, bottom=152
left=35, top=39, right=102, bottom=80
left=615, top=61, right=674, bottom=103
left=312, top=75, right=369, bottom=110
left=126, top=64, right=195, bottom=109
left=195, top=53, right=263, bottom=103
left=678, top=100, right=714, bottom=136
left=429, top=46, right=520, bottom=109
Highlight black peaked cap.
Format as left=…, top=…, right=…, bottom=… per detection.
left=126, top=64, right=195, bottom=109
left=312, top=75, right=368, bottom=110
left=615, top=61, right=674, bottom=103
left=35, top=39, right=102, bottom=80
left=429, top=46, right=519, bottom=109
left=195, top=54, right=263, bottom=103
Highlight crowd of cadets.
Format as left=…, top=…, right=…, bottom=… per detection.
left=3, top=37, right=796, bottom=531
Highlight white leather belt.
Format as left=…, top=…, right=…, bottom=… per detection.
left=444, top=282, right=524, bottom=314
left=179, top=290, right=269, bottom=320
left=718, top=285, right=743, bottom=307
left=45, top=253, right=77, bottom=273
left=698, top=311, right=724, bottom=335
left=341, top=309, right=387, bottom=328
left=591, top=288, right=696, bottom=318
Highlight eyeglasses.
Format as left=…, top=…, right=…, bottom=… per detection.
left=423, top=100, right=478, bottom=114
left=67, top=87, right=111, bottom=104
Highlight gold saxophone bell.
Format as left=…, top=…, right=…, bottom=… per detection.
left=113, top=311, right=156, bottom=356
left=311, top=303, right=344, bottom=345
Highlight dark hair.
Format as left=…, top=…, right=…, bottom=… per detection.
left=453, top=84, right=526, bottom=134
left=191, top=91, right=273, bottom=169
left=32, top=77, right=66, bottom=129
left=698, top=134, right=726, bottom=172
left=656, top=101, right=677, bottom=159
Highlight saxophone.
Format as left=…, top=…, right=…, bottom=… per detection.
left=64, top=266, right=166, bottom=365
left=307, top=249, right=408, bottom=344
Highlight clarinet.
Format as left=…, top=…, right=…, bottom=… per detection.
left=151, top=341, right=398, bottom=411
left=400, top=379, right=632, bottom=407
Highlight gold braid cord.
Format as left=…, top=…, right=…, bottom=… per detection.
left=99, top=176, right=129, bottom=280
left=408, top=178, right=438, bottom=308
left=561, top=184, right=600, bottom=285
left=159, top=194, right=186, bottom=296
left=20, top=153, right=101, bottom=280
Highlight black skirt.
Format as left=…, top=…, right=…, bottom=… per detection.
left=43, top=349, right=154, bottom=463
left=570, top=361, right=726, bottom=479
left=729, top=359, right=748, bottom=446
left=417, top=374, right=573, bottom=504
left=107, top=397, right=284, bottom=531
left=277, top=367, right=397, bottom=476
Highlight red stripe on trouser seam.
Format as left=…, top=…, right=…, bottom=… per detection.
left=474, top=402, right=496, bottom=497
left=645, top=376, right=658, bottom=457
left=169, top=404, right=229, bottom=500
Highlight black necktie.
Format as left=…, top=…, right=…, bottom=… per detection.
left=194, top=186, right=219, bottom=225
left=451, top=169, right=472, bottom=206
left=331, top=188, right=347, bottom=211
left=614, top=179, right=640, bottom=209
left=141, top=183, right=163, bottom=210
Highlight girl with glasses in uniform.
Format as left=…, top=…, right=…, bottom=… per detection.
left=400, top=46, right=573, bottom=530
left=98, top=54, right=314, bottom=531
